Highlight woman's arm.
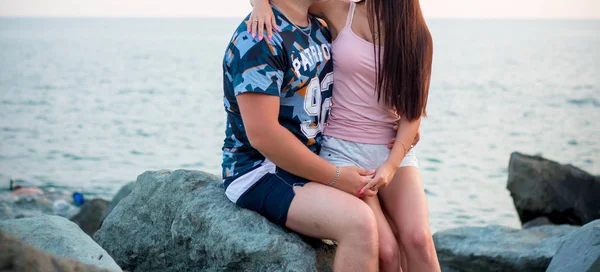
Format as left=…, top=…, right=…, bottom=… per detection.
left=386, top=117, right=421, bottom=167
left=308, top=1, right=333, bottom=18
left=248, top=0, right=339, bottom=40
left=248, top=0, right=278, bottom=41
left=361, top=117, right=421, bottom=194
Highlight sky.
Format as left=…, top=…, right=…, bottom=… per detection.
left=1, top=0, right=599, bottom=19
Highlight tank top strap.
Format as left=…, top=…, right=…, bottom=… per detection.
left=345, top=2, right=357, bottom=27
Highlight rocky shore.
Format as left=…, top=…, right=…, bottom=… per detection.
left=1, top=152, right=598, bottom=271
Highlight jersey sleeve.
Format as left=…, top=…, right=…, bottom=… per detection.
left=228, top=33, right=287, bottom=97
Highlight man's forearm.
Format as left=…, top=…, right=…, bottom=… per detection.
left=252, top=125, right=337, bottom=184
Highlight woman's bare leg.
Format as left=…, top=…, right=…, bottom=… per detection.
left=379, top=167, right=441, bottom=272
left=383, top=210, right=408, bottom=272
left=363, top=195, right=400, bottom=272
left=286, top=182, right=379, bottom=272
left=399, top=243, right=408, bottom=272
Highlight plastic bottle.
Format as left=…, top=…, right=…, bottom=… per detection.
left=73, top=192, right=86, bottom=207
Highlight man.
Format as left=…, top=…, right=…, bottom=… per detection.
left=221, top=0, right=380, bottom=270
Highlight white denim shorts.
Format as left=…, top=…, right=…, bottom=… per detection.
left=319, top=136, right=419, bottom=170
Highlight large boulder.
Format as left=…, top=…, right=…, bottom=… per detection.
left=547, top=220, right=600, bottom=272
left=103, top=181, right=135, bottom=221
left=0, top=231, right=111, bottom=272
left=507, top=152, right=600, bottom=226
left=433, top=224, right=578, bottom=272
left=522, top=216, right=554, bottom=229
left=0, top=215, right=122, bottom=272
left=71, top=198, right=110, bottom=236
left=94, top=170, right=335, bottom=272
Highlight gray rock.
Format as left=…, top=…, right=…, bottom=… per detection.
left=103, top=181, right=135, bottom=221
left=71, top=198, right=110, bottom=237
left=547, top=220, right=600, bottom=272
left=0, top=230, right=111, bottom=272
left=433, top=224, right=578, bottom=272
left=507, top=152, right=600, bottom=226
left=0, top=215, right=122, bottom=272
left=94, top=170, right=335, bottom=272
left=522, top=216, right=554, bottom=229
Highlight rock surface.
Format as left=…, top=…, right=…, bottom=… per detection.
left=95, top=170, right=335, bottom=272
left=507, top=152, right=600, bottom=226
left=103, top=181, right=135, bottom=221
left=522, top=216, right=554, bottom=229
left=0, top=215, right=122, bottom=271
left=0, top=231, right=111, bottom=272
left=71, top=198, right=109, bottom=236
left=433, top=224, right=578, bottom=272
left=547, top=220, right=600, bottom=272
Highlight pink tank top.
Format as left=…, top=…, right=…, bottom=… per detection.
left=323, top=2, right=400, bottom=145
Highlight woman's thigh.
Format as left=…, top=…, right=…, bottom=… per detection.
left=363, top=195, right=399, bottom=256
left=363, top=195, right=398, bottom=244
left=379, top=167, right=431, bottom=233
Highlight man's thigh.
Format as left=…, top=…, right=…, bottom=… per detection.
left=286, top=182, right=373, bottom=241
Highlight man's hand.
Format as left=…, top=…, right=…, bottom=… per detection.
left=387, top=126, right=421, bottom=150
left=333, top=166, right=374, bottom=197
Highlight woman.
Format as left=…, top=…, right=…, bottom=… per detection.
left=249, top=0, right=439, bottom=271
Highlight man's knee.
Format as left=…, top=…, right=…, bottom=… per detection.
left=349, top=202, right=377, bottom=234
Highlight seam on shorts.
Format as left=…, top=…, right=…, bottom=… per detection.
left=273, top=172, right=294, bottom=188
left=272, top=172, right=307, bottom=198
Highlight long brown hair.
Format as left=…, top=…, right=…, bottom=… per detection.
left=366, top=0, right=433, bottom=121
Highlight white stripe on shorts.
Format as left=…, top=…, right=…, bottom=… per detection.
left=224, top=159, right=276, bottom=204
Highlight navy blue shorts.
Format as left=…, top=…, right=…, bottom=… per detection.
left=225, top=161, right=310, bottom=226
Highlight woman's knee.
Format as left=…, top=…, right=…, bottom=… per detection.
left=401, top=227, right=434, bottom=252
left=379, top=239, right=399, bottom=266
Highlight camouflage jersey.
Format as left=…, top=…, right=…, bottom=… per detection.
left=222, top=7, right=333, bottom=183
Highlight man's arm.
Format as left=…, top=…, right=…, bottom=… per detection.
left=238, top=93, right=373, bottom=196
left=238, top=93, right=333, bottom=184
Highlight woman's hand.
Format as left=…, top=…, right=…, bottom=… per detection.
left=360, top=163, right=397, bottom=196
left=247, top=0, right=280, bottom=41
left=333, top=166, right=374, bottom=197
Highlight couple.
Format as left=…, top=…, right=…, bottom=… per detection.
left=221, top=0, right=439, bottom=271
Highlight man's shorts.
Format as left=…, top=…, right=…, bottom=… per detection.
left=224, top=159, right=310, bottom=226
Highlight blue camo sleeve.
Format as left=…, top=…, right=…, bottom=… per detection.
left=229, top=32, right=286, bottom=97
